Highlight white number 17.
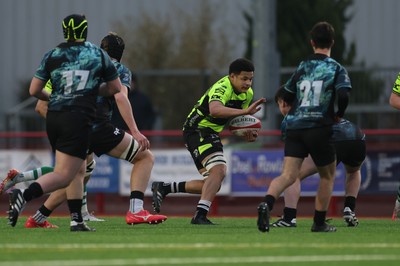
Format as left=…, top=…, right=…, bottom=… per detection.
left=62, top=70, right=89, bottom=95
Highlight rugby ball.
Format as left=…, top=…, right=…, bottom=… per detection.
left=228, top=115, right=261, bottom=136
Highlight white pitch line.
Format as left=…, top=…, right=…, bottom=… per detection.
left=1, top=242, right=400, bottom=249
left=0, top=254, right=400, bottom=266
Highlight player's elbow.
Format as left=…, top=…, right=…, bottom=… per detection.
left=209, top=105, right=223, bottom=117
left=209, top=109, right=219, bottom=117
left=99, top=81, right=121, bottom=97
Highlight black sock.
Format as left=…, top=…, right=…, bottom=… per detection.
left=178, top=182, right=186, bottom=193
left=263, top=195, right=276, bottom=211
left=344, top=196, right=356, bottom=211
left=130, top=191, right=144, bottom=200
left=283, top=207, right=297, bottom=221
left=23, top=182, right=44, bottom=202
left=161, top=183, right=172, bottom=194
left=68, top=199, right=83, bottom=223
left=38, top=205, right=53, bottom=217
left=313, top=210, right=327, bottom=226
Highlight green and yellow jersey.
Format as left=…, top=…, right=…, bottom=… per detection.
left=183, top=75, right=253, bottom=133
left=392, top=73, right=400, bottom=95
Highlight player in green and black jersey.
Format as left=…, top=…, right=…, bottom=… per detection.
left=389, top=72, right=400, bottom=221
left=152, top=58, right=266, bottom=224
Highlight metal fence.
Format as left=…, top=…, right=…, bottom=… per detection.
left=5, top=66, right=400, bottom=133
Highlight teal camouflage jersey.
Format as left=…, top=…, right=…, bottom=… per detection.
left=183, top=75, right=253, bottom=133
left=331, top=119, right=365, bottom=142
left=34, top=41, right=118, bottom=117
left=284, top=54, right=351, bottom=129
left=94, top=60, right=132, bottom=126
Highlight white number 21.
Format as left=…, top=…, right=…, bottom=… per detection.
left=299, top=80, right=323, bottom=107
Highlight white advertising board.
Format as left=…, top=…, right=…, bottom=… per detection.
left=119, top=149, right=232, bottom=196
left=0, top=149, right=53, bottom=189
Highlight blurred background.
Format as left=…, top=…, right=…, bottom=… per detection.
left=0, top=0, right=399, bottom=219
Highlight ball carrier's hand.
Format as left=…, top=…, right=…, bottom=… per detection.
left=243, top=130, right=258, bottom=142
left=245, top=98, right=267, bottom=115
left=242, top=98, right=265, bottom=142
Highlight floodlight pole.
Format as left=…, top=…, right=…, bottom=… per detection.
left=252, top=0, right=280, bottom=143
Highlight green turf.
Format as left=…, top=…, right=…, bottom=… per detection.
left=1, top=216, right=399, bottom=266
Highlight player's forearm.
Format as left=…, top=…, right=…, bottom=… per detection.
left=29, top=77, right=48, bottom=100
left=209, top=101, right=246, bottom=118
left=115, top=93, right=139, bottom=134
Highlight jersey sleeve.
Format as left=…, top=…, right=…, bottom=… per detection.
left=208, top=77, right=230, bottom=105
left=34, top=50, right=54, bottom=82
left=335, top=65, right=352, bottom=91
left=284, top=68, right=300, bottom=94
left=208, top=86, right=229, bottom=105
left=101, top=50, right=119, bottom=82
left=392, top=73, right=400, bottom=95
left=119, top=65, right=132, bottom=90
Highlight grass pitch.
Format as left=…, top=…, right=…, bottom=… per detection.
left=1, top=216, right=399, bottom=266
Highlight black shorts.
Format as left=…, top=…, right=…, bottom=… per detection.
left=335, top=140, right=366, bottom=167
left=285, top=126, right=335, bottom=167
left=89, top=123, right=125, bottom=157
left=46, top=111, right=92, bottom=160
left=183, top=130, right=223, bottom=171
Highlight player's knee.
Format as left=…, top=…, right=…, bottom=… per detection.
left=142, top=149, right=154, bottom=165
left=279, top=173, right=297, bottom=186
left=132, top=149, right=154, bottom=167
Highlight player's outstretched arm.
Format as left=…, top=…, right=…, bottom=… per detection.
left=114, top=85, right=150, bottom=150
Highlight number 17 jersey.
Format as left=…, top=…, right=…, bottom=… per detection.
left=284, top=53, right=351, bottom=130
left=34, top=41, right=118, bottom=118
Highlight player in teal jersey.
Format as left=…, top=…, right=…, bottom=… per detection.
left=271, top=86, right=365, bottom=228
left=257, top=22, right=351, bottom=233
left=152, top=58, right=266, bottom=224
left=0, top=79, right=101, bottom=222
left=3, top=32, right=167, bottom=228
left=389, top=72, right=400, bottom=221
left=7, top=14, right=121, bottom=231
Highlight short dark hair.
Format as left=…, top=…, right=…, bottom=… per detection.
left=229, top=58, right=254, bottom=74
left=274, top=85, right=294, bottom=105
left=310, top=21, right=334, bottom=49
left=100, top=32, right=125, bottom=62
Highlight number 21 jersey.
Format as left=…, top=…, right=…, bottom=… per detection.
left=283, top=53, right=351, bottom=130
